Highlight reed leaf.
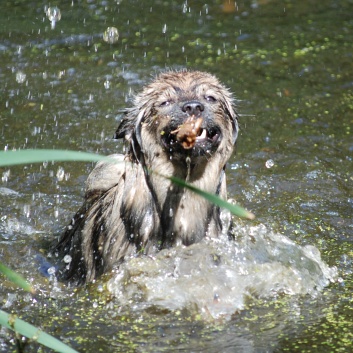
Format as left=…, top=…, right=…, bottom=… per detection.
left=0, top=149, right=109, bottom=166
left=0, top=262, right=34, bottom=294
left=0, top=310, right=79, bottom=353
left=167, top=175, right=255, bottom=220
left=0, top=149, right=254, bottom=218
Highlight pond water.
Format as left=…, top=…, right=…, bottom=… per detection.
left=0, top=0, right=352, bottom=352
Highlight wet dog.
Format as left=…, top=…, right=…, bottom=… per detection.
left=54, top=71, right=239, bottom=284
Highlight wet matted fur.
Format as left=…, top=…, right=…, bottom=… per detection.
left=54, top=70, right=239, bottom=284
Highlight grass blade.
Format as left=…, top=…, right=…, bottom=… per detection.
left=0, top=149, right=254, bottom=219
left=0, top=310, right=79, bottom=353
left=0, top=149, right=109, bottom=166
left=0, top=262, right=34, bottom=294
left=167, top=175, right=255, bottom=220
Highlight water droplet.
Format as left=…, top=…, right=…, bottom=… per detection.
left=46, top=6, right=61, bottom=22
left=2, top=170, right=10, bottom=183
left=162, top=24, right=167, bottom=34
left=63, top=255, right=72, bottom=263
left=103, top=27, right=119, bottom=44
left=46, top=7, right=61, bottom=29
left=265, top=159, right=274, bottom=169
left=56, top=166, right=65, bottom=181
left=23, top=204, right=31, bottom=218
left=47, top=266, right=56, bottom=275
left=16, top=71, right=26, bottom=84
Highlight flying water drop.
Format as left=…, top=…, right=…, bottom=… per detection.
left=46, top=7, right=61, bottom=29
left=16, top=71, right=26, bottom=84
left=103, top=27, right=119, bottom=44
left=56, top=166, right=65, bottom=181
left=265, top=159, right=275, bottom=169
left=63, top=255, right=72, bottom=264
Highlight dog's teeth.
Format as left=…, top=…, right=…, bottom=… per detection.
left=212, top=133, right=219, bottom=142
left=197, top=129, right=207, bottom=140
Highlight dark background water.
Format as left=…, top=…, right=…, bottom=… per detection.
left=0, top=0, right=352, bottom=352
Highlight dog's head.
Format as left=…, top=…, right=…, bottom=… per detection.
left=115, top=71, right=238, bottom=166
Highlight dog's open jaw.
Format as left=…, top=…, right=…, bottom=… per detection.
left=170, top=116, right=203, bottom=149
left=168, top=116, right=220, bottom=148
left=160, top=114, right=222, bottom=159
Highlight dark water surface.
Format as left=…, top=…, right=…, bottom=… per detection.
left=1, top=0, right=352, bottom=352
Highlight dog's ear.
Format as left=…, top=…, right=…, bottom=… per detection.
left=229, top=109, right=239, bottom=145
left=221, top=98, right=239, bottom=145
left=114, top=107, right=147, bottom=164
left=114, top=108, right=137, bottom=140
left=114, top=106, right=146, bottom=139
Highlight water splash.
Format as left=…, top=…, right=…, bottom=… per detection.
left=108, top=224, right=337, bottom=320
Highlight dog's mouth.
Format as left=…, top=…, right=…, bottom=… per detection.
left=161, top=116, right=221, bottom=157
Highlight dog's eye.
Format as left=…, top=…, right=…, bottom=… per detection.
left=205, top=95, right=217, bottom=102
left=160, top=100, right=171, bottom=107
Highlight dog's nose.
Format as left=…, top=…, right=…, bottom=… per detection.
left=182, top=101, right=204, bottom=116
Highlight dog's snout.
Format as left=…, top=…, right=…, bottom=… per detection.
left=182, top=101, right=204, bottom=116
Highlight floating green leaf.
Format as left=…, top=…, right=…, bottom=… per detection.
left=0, top=310, right=79, bottom=353
left=0, top=262, right=34, bottom=294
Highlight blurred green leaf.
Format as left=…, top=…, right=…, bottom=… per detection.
left=0, top=149, right=109, bottom=166
left=167, top=175, right=255, bottom=220
left=0, top=149, right=254, bottom=219
left=0, top=262, right=34, bottom=294
left=0, top=310, right=79, bottom=353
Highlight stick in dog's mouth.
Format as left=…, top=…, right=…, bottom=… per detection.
left=171, top=115, right=203, bottom=149
left=170, top=115, right=221, bottom=151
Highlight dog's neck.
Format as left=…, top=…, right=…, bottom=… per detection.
left=139, top=148, right=227, bottom=247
